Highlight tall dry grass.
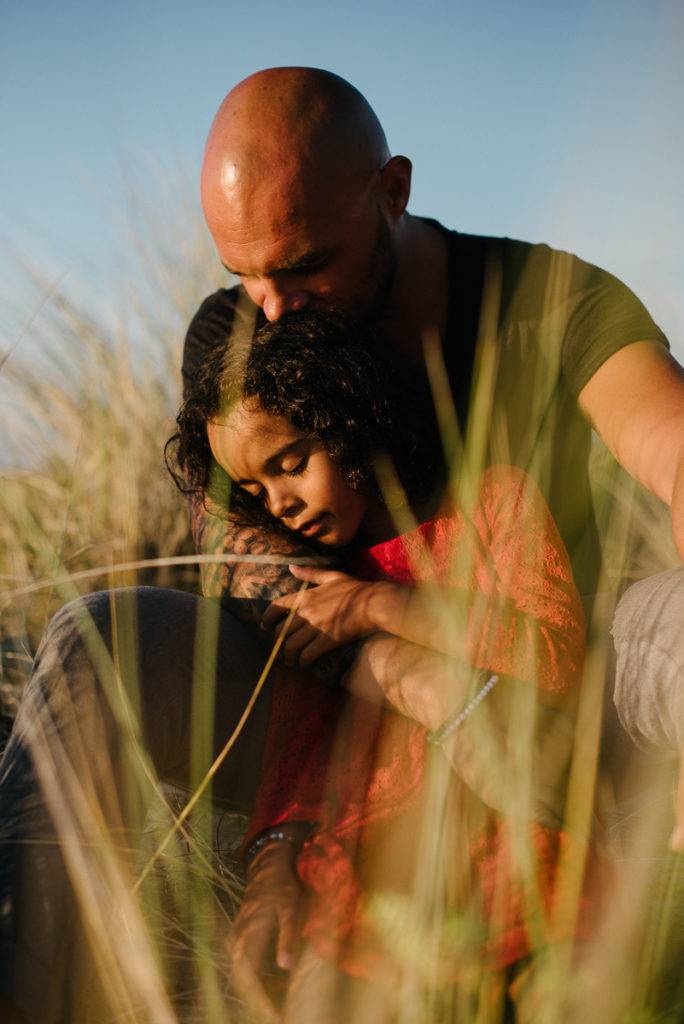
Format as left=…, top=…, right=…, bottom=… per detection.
left=0, top=189, right=225, bottom=726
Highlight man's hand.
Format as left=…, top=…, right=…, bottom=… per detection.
left=671, top=747, right=684, bottom=851
left=189, top=492, right=318, bottom=620
left=230, top=838, right=304, bottom=1021
left=261, top=566, right=387, bottom=667
left=671, top=453, right=684, bottom=563
left=345, top=633, right=571, bottom=823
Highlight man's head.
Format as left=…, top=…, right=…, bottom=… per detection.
left=201, top=67, right=412, bottom=321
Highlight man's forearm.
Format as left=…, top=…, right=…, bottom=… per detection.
left=671, top=454, right=684, bottom=561
left=189, top=492, right=310, bottom=624
left=344, top=632, right=470, bottom=731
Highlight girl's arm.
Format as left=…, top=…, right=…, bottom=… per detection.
left=263, top=466, right=584, bottom=692
left=262, top=566, right=451, bottom=666
left=189, top=492, right=361, bottom=686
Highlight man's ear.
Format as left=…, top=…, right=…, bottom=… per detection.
left=379, top=155, right=412, bottom=221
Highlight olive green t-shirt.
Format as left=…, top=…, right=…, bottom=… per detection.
left=438, top=227, right=668, bottom=597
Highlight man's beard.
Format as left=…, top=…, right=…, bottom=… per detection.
left=358, top=208, right=397, bottom=321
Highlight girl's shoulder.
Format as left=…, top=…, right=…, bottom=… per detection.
left=350, top=513, right=461, bottom=584
left=347, top=464, right=549, bottom=585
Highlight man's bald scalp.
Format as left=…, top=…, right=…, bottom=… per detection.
left=202, top=67, right=390, bottom=207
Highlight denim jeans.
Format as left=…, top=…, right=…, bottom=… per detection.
left=612, top=567, right=684, bottom=757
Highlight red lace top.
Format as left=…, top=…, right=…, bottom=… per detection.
left=247, top=466, right=595, bottom=975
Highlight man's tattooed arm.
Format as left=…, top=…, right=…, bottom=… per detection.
left=189, top=492, right=309, bottom=621
left=189, top=494, right=357, bottom=684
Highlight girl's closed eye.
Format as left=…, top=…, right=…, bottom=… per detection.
left=206, top=403, right=369, bottom=546
left=285, top=455, right=308, bottom=477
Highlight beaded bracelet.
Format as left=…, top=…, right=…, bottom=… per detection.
left=426, top=672, right=500, bottom=746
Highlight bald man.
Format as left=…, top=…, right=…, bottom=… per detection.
left=187, top=68, right=681, bottom=594
left=182, top=66, right=684, bottom=1012
left=1, top=67, right=682, bottom=1022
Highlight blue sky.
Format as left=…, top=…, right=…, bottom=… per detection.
left=2, top=0, right=683, bottom=357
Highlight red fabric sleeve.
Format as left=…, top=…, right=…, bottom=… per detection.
left=354, top=464, right=585, bottom=692
left=462, top=465, right=585, bottom=691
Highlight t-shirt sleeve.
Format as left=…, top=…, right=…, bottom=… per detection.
left=181, top=284, right=262, bottom=398
left=561, top=260, right=669, bottom=397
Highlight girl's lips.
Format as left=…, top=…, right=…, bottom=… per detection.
left=299, top=514, right=328, bottom=538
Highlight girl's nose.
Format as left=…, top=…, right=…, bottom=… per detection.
left=269, top=490, right=303, bottom=521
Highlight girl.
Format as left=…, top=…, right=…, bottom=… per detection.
left=168, top=310, right=591, bottom=1016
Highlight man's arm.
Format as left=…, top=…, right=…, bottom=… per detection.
left=189, top=491, right=306, bottom=623
left=581, top=342, right=684, bottom=849
left=578, top=341, right=684, bottom=558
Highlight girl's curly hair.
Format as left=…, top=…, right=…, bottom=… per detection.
left=166, top=309, right=442, bottom=540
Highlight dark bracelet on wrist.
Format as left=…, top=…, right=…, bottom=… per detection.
left=244, top=829, right=297, bottom=866
left=244, top=822, right=314, bottom=867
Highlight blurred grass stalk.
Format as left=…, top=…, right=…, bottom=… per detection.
left=1, top=202, right=682, bottom=1022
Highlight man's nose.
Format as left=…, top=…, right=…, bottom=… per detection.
left=261, top=281, right=309, bottom=322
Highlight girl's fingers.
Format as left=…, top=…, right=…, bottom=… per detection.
left=262, top=599, right=293, bottom=630
left=298, top=635, right=337, bottom=668
left=230, top=917, right=280, bottom=1022
left=276, top=897, right=302, bottom=971
left=289, top=564, right=342, bottom=584
left=283, top=623, right=314, bottom=656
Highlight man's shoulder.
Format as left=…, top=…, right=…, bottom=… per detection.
left=192, top=283, right=244, bottom=318
left=447, top=228, right=636, bottom=323
left=445, top=227, right=591, bottom=283
left=182, top=285, right=262, bottom=392
left=459, top=230, right=667, bottom=391
left=185, top=284, right=245, bottom=350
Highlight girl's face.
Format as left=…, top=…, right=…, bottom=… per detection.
left=207, top=399, right=369, bottom=547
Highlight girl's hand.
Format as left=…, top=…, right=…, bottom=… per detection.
left=262, top=565, right=391, bottom=667
left=229, top=835, right=305, bottom=1021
